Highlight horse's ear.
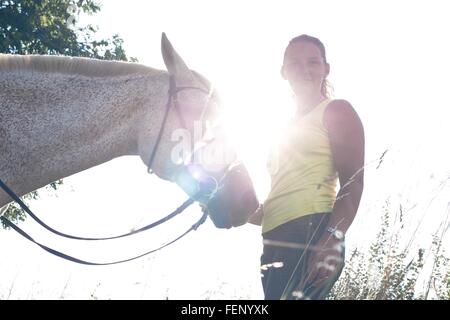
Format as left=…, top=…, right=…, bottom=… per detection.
left=161, top=33, right=194, bottom=83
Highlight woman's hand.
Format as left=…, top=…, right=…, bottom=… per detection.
left=247, top=204, right=263, bottom=226
left=305, top=235, right=344, bottom=287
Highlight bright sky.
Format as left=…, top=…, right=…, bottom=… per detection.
left=1, top=0, right=450, bottom=299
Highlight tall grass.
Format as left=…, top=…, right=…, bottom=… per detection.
left=328, top=201, right=450, bottom=300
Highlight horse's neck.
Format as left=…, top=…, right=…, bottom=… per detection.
left=0, top=69, right=165, bottom=207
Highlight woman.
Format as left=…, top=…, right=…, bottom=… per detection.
left=248, top=34, right=365, bottom=300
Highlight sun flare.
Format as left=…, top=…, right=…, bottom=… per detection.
left=218, top=79, right=295, bottom=199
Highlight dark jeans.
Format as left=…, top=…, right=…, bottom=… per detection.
left=261, top=213, right=344, bottom=300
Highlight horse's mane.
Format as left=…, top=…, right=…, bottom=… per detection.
left=0, top=54, right=158, bottom=77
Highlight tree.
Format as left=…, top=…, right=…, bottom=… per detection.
left=1, top=0, right=135, bottom=228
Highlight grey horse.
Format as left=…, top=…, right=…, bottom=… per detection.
left=0, top=33, right=258, bottom=229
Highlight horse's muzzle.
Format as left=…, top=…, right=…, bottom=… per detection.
left=206, top=163, right=259, bottom=229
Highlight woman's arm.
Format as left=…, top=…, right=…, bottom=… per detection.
left=306, top=99, right=365, bottom=284
left=324, top=99, right=365, bottom=234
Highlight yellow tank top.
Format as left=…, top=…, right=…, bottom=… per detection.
left=262, top=99, right=338, bottom=233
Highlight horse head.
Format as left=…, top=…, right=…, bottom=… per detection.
left=142, top=33, right=258, bottom=229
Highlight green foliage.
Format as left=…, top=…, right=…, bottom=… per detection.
left=1, top=180, right=63, bottom=229
left=1, top=0, right=134, bottom=228
left=327, top=200, right=450, bottom=300
left=424, top=234, right=450, bottom=299
left=0, top=0, right=131, bottom=61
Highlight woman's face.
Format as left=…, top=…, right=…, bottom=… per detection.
left=282, top=41, right=330, bottom=98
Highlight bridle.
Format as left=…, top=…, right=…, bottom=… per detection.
left=0, top=74, right=229, bottom=265
left=147, top=75, right=213, bottom=175
left=147, top=74, right=225, bottom=203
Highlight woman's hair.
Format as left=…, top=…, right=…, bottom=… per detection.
left=283, top=34, right=333, bottom=98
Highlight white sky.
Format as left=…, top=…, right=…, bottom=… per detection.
left=1, top=0, right=450, bottom=299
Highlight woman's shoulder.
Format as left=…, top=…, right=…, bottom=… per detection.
left=324, top=99, right=363, bottom=129
left=327, top=99, right=353, bottom=110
